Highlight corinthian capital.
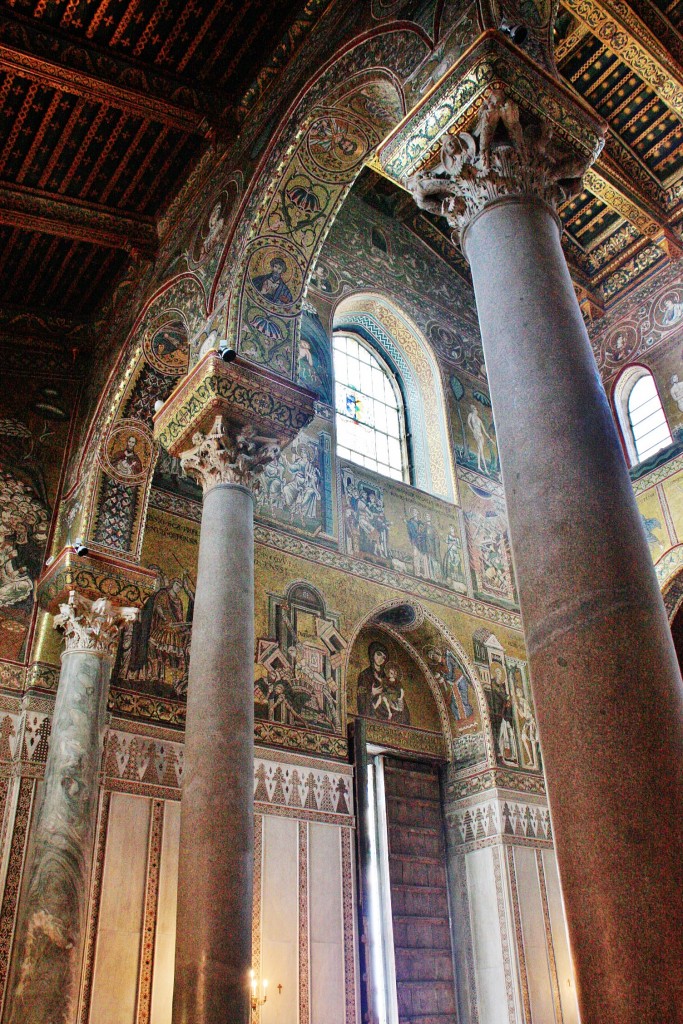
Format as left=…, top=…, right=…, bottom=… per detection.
left=408, top=89, right=593, bottom=244
left=180, top=415, right=281, bottom=495
left=55, top=590, right=138, bottom=658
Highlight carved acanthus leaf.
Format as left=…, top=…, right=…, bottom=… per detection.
left=55, top=591, right=138, bottom=657
left=180, top=414, right=282, bottom=495
left=407, top=90, right=597, bottom=244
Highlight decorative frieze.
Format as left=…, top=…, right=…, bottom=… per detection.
left=444, top=789, right=553, bottom=851
left=36, top=547, right=156, bottom=616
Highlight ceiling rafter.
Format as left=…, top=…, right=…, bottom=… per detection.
left=0, top=182, right=158, bottom=255
left=562, top=0, right=683, bottom=120
left=0, top=20, right=212, bottom=135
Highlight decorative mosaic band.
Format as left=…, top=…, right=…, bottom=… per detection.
left=443, top=789, right=553, bottom=850
left=36, top=547, right=156, bottom=615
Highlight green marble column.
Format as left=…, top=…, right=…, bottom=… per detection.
left=6, top=592, right=136, bottom=1024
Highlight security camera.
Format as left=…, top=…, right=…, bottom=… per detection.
left=500, top=19, right=528, bottom=44
left=218, top=343, right=237, bottom=363
left=72, top=539, right=89, bottom=557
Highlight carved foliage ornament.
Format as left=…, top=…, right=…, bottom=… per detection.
left=180, top=414, right=282, bottom=494
left=55, top=590, right=138, bottom=657
left=407, top=90, right=597, bottom=244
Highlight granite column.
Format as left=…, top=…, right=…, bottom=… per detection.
left=409, top=99, right=683, bottom=1020
left=153, top=354, right=316, bottom=1024
left=6, top=592, right=137, bottom=1024
left=172, top=433, right=257, bottom=1024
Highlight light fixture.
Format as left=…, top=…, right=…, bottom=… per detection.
left=249, top=969, right=268, bottom=1016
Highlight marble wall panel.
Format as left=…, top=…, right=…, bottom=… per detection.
left=465, top=847, right=512, bottom=1024
left=309, top=822, right=344, bottom=1024
left=261, top=815, right=299, bottom=1024
left=150, top=801, right=180, bottom=1024
left=89, top=793, right=151, bottom=1024
left=540, top=849, right=580, bottom=1024
left=512, top=847, right=555, bottom=1023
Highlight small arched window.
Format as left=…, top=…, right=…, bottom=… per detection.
left=333, top=331, right=410, bottom=482
left=615, top=366, right=673, bottom=465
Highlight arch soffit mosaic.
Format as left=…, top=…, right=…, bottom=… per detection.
left=344, top=598, right=496, bottom=768
left=333, top=291, right=457, bottom=502
left=201, top=29, right=431, bottom=374
left=659, top=547, right=683, bottom=620
left=59, top=273, right=207, bottom=561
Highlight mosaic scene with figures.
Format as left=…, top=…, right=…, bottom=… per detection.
left=0, top=2, right=681, bottom=1024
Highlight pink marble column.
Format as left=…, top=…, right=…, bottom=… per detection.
left=410, top=99, right=683, bottom=1022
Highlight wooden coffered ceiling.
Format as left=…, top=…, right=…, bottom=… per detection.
left=0, top=0, right=313, bottom=326
left=1, top=0, right=681, bottom=338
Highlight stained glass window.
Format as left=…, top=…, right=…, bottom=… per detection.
left=333, top=332, right=409, bottom=482
left=627, top=372, right=672, bottom=463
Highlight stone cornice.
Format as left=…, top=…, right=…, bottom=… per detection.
left=37, top=547, right=157, bottom=616
left=154, top=352, right=316, bottom=460
left=379, top=33, right=604, bottom=183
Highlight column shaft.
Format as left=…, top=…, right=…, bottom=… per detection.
left=464, top=197, right=683, bottom=1021
left=6, top=650, right=111, bottom=1024
left=173, top=483, right=254, bottom=1024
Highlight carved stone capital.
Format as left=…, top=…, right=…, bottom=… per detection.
left=54, top=590, right=138, bottom=659
left=153, top=352, right=316, bottom=494
left=180, top=414, right=281, bottom=495
left=408, top=89, right=594, bottom=244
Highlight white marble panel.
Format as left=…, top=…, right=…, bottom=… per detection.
left=465, top=847, right=510, bottom=1024
left=541, top=849, right=580, bottom=1024
left=150, top=800, right=181, bottom=1024
left=513, top=847, right=555, bottom=1023
left=261, top=814, right=298, bottom=1024
left=309, top=822, right=344, bottom=1024
left=89, top=793, right=151, bottom=1024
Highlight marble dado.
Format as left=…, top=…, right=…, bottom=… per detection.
left=0, top=696, right=53, bottom=778
left=444, top=790, right=553, bottom=852
left=0, top=709, right=354, bottom=821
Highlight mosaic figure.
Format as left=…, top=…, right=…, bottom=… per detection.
left=252, top=257, right=293, bottom=304
left=356, top=640, right=410, bottom=724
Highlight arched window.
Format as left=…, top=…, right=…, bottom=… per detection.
left=615, top=366, right=673, bottom=465
left=333, top=331, right=410, bottom=482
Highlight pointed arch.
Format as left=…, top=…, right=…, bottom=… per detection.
left=56, top=273, right=207, bottom=562
left=204, top=29, right=430, bottom=376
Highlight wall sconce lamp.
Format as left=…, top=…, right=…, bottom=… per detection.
left=250, top=969, right=268, bottom=1015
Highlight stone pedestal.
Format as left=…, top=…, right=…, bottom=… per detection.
left=397, top=72, right=683, bottom=1020
left=154, top=354, right=315, bottom=1024
left=6, top=593, right=137, bottom=1024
